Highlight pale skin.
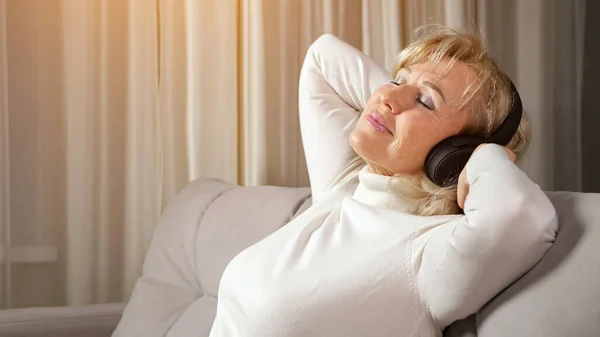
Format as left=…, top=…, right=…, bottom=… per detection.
left=349, top=59, right=516, bottom=209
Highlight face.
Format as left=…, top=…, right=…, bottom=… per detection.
left=349, top=59, right=477, bottom=177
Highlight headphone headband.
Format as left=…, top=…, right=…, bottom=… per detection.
left=485, top=80, right=523, bottom=146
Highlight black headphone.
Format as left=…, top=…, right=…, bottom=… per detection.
left=424, top=80, right=523, bottom=186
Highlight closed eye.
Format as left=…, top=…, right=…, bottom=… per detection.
left=418, top=98, right=433, bottom=110
left=391, top=79, right=436, bottom=111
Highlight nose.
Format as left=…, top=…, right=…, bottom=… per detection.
left=380, top=85, right=416, bottom=115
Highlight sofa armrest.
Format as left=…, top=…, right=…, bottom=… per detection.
left=191, top=179, right=312, bottom=299
left=114, top=178, right=312, bottom=337
left=0, top=303, right=123, bottom=337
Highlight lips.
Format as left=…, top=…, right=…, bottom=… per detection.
left=366, top=111, right=392, bottom=135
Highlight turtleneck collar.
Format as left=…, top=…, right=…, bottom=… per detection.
left=352, top=166, right=409, bottom=212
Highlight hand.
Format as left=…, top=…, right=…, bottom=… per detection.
left=457, top=144, right=517, bottom=210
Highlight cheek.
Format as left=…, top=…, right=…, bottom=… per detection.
left=392, top=114, right=440, bottom=154
left=393, top=115, right=421, bottom=144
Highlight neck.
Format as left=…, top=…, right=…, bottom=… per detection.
left=367, top=164, right=393, bottom=176
left=352, top=167, right=412, bottom=212
left=366, top=164, right=424, bottom=181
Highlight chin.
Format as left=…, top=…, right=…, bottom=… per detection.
left=350, top=128, right=422, bottom=177
left=349, top=128, right=377, bottom=164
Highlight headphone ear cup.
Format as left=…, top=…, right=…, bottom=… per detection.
left=425, top=136, right=482, bottom=186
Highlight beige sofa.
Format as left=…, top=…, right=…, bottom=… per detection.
left=1, top=178, right=599, bottom=337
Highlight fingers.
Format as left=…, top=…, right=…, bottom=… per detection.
left=456, top=169, right=469, bottom=210
left=456, top=144, right=515, bottom=210
left=476, top=143, right=516, bottom=162
left=504, top=147, right=517, bottom=162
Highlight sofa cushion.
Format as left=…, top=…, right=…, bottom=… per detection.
left=444, top=315, right=477, bottom=337
left=114, top=179, right=236, bottom=337
left=195, top=185, right=311, bottom=298
left=114, top=179, right=311, bottom=337
left=294, top=196, right=313, bottom=217
left=164, top=297, right=217, bottom=337
left=474, top=191, right=600, bottom=337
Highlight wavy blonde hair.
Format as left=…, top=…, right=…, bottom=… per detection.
left=390, top=26, right=531, bottom=216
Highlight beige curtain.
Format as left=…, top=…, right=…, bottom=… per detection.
left=0, top=0, right=10, bottom=309
left=0, top=0, right=581, bottom=308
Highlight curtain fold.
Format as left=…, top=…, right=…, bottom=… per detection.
left=61, top=0, right=130, bottom=305
left=158, top=0, right=189, bottom=206
left=4, top=0, right=65, bottom=308
left=0, top=0, right=590, bottom=308
left=184, top=0, right=238, bottom=185
left=551, top=0, right=585, bottom=191
left=0, top=0, right=11, bottom=310
left=477, top=0, right=586, bottom=191
left=242, top=0, right=310, bottom=186
left=62, top=0, right=101, bottom=305
left=581, top=0, right=599, bottom=192
left=123, top=0, right=161, bottom=301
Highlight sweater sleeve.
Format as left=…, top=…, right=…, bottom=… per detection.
left=414, top=144, right=558, bottom=328
left=298, top=34, right=391, bottom=202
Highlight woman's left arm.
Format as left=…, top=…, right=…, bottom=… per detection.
left=415, top=144, right=558, bottom=328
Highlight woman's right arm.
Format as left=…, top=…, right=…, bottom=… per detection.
left=414, top=144, right=558, bottom=328
left=299, top=34, right=391, bottom=202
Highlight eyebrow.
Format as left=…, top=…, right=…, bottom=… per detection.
left=401, top=67, right=446, bottom=103
left=423, top=80, right=446, bottom=103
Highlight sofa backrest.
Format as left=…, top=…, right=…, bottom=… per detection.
left=446, top=191, right=600, bottom=337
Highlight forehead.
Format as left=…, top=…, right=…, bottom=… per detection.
left=403, top=60, right=477, bottom=108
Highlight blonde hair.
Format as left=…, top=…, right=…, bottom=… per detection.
left=390, top=26, right=531, bottom=216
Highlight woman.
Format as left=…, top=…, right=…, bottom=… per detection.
left=208, top=29, right=557, bottom=336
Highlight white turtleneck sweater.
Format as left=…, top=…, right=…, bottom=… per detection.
left=208, top=34, right=558, bottom=337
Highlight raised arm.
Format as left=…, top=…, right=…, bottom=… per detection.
left=414, top=144, right=558, bottom=328
left=299, top=34, right=391, bottom=202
